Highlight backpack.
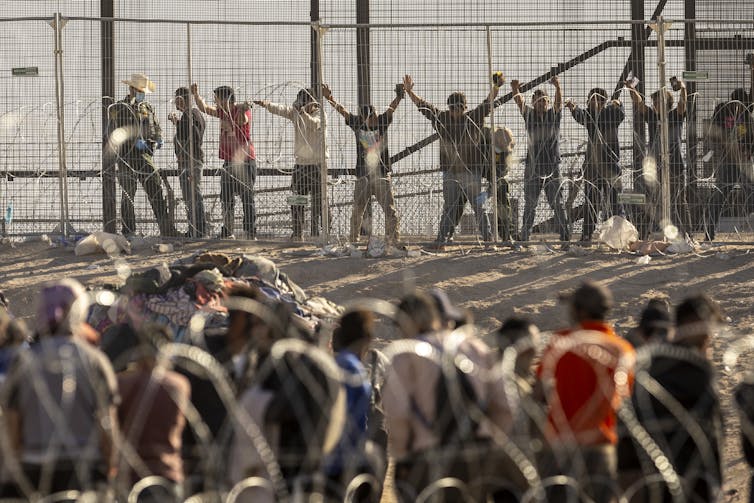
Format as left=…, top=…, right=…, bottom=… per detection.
left=407, top=351, right=485, bottom=446
left=433, top=356, right=485, bottom=444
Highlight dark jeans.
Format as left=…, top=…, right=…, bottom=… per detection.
left=538, top=444, right=618, bottom=503
left=291, top=164, right=330, bottom=238
left=494, top=177, right=514, bottom=241
left=521, top=164, right=570, bottom=241
left=437, top=169, right=491, bottom=243
left=21, top=461, right=107, bottom=496
left=220, top=159, right=256, bottom=237
left=707, top=161, right=752, bottom=240
left=118, top=155, right=177, bottom=236
left=394, top=442, right=527, bottom=503
left=178, top=159, right=209, bottom=237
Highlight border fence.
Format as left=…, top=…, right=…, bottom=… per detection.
left=1, top=14, right=754, bottom=243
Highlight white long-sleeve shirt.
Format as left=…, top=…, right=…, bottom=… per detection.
left=265, top=102, right=329, bottom=165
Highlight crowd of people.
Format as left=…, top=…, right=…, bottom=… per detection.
left=0, top=263, right=746, bottom=502
left=108, top=59, right=754, bottom=246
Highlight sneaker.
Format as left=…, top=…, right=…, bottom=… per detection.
left=219, top=226, right=234, bottom=239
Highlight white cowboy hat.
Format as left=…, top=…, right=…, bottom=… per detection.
left=121, top=73, right=156, bottom=93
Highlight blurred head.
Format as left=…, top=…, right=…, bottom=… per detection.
left=428, top=288, right=464, bottom=329
left=213, top=85, right=236, bottom=110
left=673, top=294, right=723, bottom=351
left=496, top=317, right=540, bottom=376
left=532, top=89, right=550, bottom=113
left=396, top=291, right=441, bottom=338
left=225, top=284, right=266, bottom=356
left=134, top=322, right=172, bottom=360
left=36, top=279, right=90, bottom=337
left=174, top=86, right=190, bottom=112
left=650, top=89, right=673, bottom=111
left=587, top=88, right=608, bottom=111
left=0, top=307, right=28, bottom=349
left=332, top=310, right=374, bottom=357
left=447, top=92, right=467, bottom=118
left=560, top=281, right=613, bottom=323
left=637, top=298, right=672, bottom=344
left=731, top=88, right=749, bottom=104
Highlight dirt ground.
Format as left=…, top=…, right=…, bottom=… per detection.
left=1, top=236, right=753, bottom=501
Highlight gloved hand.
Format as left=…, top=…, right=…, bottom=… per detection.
left=135, top=139, right=148, bottom=152
left=155, top=139, right=163, bottom=150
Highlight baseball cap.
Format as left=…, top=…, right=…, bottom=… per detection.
left=428, top=288, right=464, bottom=324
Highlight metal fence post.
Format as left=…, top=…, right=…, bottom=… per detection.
left=652, top=16, right=672, bottom=234
left=187, top=22, right=198, bottom=237
left=486, top=26, right=498, bottom=243
left=52, top=12, right=70, bottom=237
left=315, top=21, right=329, bottom=244
left=101, top=0, right=117, bottom=233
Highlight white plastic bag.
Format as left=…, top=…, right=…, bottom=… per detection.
left=74, top=232, right=131, bottom=256
left=597, top=216, right=639, bottom=250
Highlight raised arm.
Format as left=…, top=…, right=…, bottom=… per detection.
left=385, top=82, right=405, bottom=117
left=403, top=74, right=440, bottom=120
left=551, top=75, right=562, bottom=113
left=190, top=83, right=219, bottom=118
left=254, top=100, right=294, bottom=121
left=322, top=84, right=351, bottom=119
left=676, top=80, right=687, bottom=118
left=510, top=79, right=526, bottom=115
left=566, top=99, right=585, bottom=125
left=469, top=73, right=503, bottom=123
left=624, top=80, right=648, bottom=115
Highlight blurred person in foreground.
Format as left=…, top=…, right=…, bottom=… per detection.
left=227, top=298, right=345, bottom=502
left=323, top=310, right=385, bottom=502
left=536, top=281, right=635, bottom=503
left=620, top=294, right=722, bottom=502
left=382, top=291, right=524, bottom=502
left=0, top=279, right=120, bottom=497
left=115, top=323, right=190, bottom=502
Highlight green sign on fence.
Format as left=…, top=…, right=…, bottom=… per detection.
left=682, top=70, right=709, bottom=81
left=12, top=67, right=39, bottom=77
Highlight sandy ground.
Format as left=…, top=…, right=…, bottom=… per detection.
left=1, top=236, right=753, bottom=501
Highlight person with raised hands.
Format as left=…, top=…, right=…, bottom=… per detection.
left=255, top=89, right=329, bottom=241
left=511, top=75, right=571, bottom=244
left=323, top=83, right=403, bottom=246
left=403, top=72, right=502, bottom=247
left=191, top=83, right=256, bottom=239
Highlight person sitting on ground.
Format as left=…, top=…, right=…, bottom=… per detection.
left=324, top=310, right=385, bottom=503
left=624, top=297, right=672, bottom=348
left=536, top=281, right=635, bottom=503
left=383, top=291, right=520, bottom=502
left=619, top=294, right=723, bottom=502
left=1, top=279, right=120, bottom=497
left=227, top=300, right=345, bottom=502
left=115, top=323, right=190, bottom=502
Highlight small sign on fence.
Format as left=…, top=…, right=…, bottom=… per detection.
left=12, top=67, right=39, bottom=77
left=682, top=70, right=709, bottom=81
left=618, top=193, right=646, bottom=205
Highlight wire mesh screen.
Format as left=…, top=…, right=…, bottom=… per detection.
left=1, top=6, right=754, bottom=244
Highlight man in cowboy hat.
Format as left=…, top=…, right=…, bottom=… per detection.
left=108, top=73, right=177, bottom=237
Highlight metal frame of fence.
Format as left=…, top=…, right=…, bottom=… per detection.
left=2, top=14, right=754, bottom=244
